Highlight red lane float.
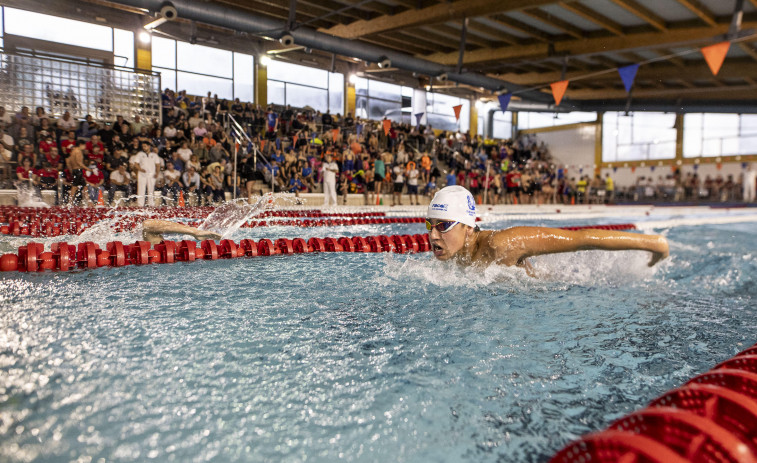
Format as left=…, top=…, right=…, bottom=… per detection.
left=550, top=341, right=757, bottom=463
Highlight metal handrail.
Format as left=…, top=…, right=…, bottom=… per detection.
left=224, top=113, right=274, bottom=196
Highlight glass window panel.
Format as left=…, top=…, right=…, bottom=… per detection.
left=355, top=77, right=368, bottom=96
left=368, top=80, right=402, bottom=101
left=740, top=114, right=757, bottom=136
left=286, top=84, right=328, bottom=113
left=477, top=115, right=484, bottom=136
left=402, top=86, right=413, bottom=97
left=617, top=144, right=646, bottom=161
left=267, top=80, right=285, bottom=106
left=5, top=8, right=113, bottom=51
left=602, top=112, right=618, bottom=162
left=721, top=137, right=740, bottom=157
left=155, top=67, right=176, bottom=91
left=355, top=95, right=368, bottom=119
left=739, top=134, right=757, bottom=155
left=177, top=42, right=232, bottom=78
left=177, top=71, right=232, bottom=99
left=683, top=113, right=702, bottom=158
left=617, top=114, right=632, bottom=145
left=368, top=99, right=400, bottom=121
left=492, top=118, right=511, bottom=140
left=233, top=52, right=254, bottom=102
left=152, top=36, right=176, bottom=69
left=648, top=141, right=675, bottom=159
left=329, top=72, right=344, bottom=114
left=701, top=138, right=721, bottom=157
left=632, top=113, right=676, bottom=144
left=113, top=29, right=134, bottom=68
left=267, top=60, right=328, bottom=88
left=702, top=113, right=739, bottom=140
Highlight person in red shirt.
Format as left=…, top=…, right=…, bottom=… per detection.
left=35, top=159, right=60, bottom=199
left=60, top=131, right=77, bottom=160
left=87, top=144, right=105, bottom=169
left=38, top=135, right=56, bottom=155
left=85, top=134, right=105, bottom=156
left=505, top=169, right=522, bottom=205
left=84, top=162, right=105, bottom=205
left=45, top=147, right=63, bottom=170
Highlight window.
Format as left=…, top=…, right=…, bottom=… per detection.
left=603, top=112, right=677, bottom=162
left=426, top=92, right=469, bottom=132
left=113, top=29, right=134, bottom=68
left=492, top=111, right=512, bottom=140
left=518, top=111, right=596, bottom=130
left=266, top=59, right=343, bottom=113
left=151, top=36, right=253, bottom=101
left=683, top=113, right=757, bottom=157
left=4, top=7, right=113, bottom=51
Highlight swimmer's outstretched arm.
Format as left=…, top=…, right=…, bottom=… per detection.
left=142, top=219, right=222, bottom=244
left=492, top=226, right=669, bottom=267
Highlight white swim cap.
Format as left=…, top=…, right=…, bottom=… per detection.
left=427, top=185, right=477, bottom=227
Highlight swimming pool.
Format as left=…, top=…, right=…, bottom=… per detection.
left=1, top=205, right=756, bottom=462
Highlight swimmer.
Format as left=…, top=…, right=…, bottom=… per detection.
left=141, top=219, right=222, bottom=245
left=426, top=186, right=669, bottom=274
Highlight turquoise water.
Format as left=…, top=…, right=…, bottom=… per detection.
left=1, top=209, right=756, bottom=462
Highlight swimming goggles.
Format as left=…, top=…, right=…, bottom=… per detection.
left=425, top=220, right=459, bottom=233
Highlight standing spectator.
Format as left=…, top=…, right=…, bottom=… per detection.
left=266, top=107, right=278, bottom=138
left=322, top=153, right=339, bottom=206
left=744, top=163, right=757, bottom=202
left=392, top=163, right=405, bottom=206
left=407, top=162, right=420, bottom=205
left=133, top=142, right=160, bottom=207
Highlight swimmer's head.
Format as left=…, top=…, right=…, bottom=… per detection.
left=426, top=186, right=478, bottom=261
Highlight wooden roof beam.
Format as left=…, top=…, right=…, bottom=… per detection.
left=488, top=15, right=552, bottom=42
left=564, top=83, right=757, bottom=100
left=466, top=20, right=521, bottom=45
left=608, top=0, right=667, bottom=32
left=520, top=8, right=584, bottom=39
left=423, top=22, right=750, bottom=66
left=674, top=0, right=717, bottom=27
left=322, top=0, right=557, bottom=39
left=557, top=1, right=624, bottom=36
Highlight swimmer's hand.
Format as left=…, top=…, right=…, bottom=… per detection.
left=648, top=237, right=670, bottom=267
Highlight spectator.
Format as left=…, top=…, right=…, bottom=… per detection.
left=133, top=141, right=161, bottom=207
left=84, top=162, right=105, bottom=205
left=163, top=162, right=182, bottom=205
left=109, top=163, right=132, bottom=205
left=322, top=153, right=338, bottom=206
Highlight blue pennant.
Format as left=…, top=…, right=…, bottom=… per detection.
left=497, top=93, right=512, bottom=112
left=618, top=64, right=640, bottom=93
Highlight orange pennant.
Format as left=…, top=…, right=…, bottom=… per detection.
left=452, top=104, right=462, bottom=121
left=382, top=119, right=391, bottom=136
left=260, top=139, right=266, bottom=151
left=292, top=135, right=298, bottom=147
left=97, top=189, right=104, bottom=206
left=550, top=80, right=569, bottom=106
left=701, top=41, right=730, bottom=76
left=178, top=190, right=185, bottom=207
left=332, top=128, right=340, bottom=142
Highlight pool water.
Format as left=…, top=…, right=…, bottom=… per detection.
left=1, top=207, right=756, bottom=462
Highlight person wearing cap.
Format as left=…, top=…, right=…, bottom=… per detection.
left=141, top=219, right=222, bottom=245
left=426, top=186, right=669, bottom=273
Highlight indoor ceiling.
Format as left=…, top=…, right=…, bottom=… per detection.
left=16, top=0, right=757, bottom=112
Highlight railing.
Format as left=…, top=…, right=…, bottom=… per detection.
left=224, top=113, right=274, bottom=196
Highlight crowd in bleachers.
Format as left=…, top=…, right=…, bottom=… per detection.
left=1, top=88, right=754, bottom=207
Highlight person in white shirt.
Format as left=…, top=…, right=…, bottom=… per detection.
left=108, top=163, right=132, bottom=205
left=0, top=107, right=13, bottom=129
left=163, top=123, right=177, bottom=140
left=133, top=142, right=161, bottom=206
left=322, top=153, right=339, bottom=207
left=163, top=162, right=182, bottom=205
left=392, top=163, right=405, bottom=206
left=744, top=163, right=757, bottom=202
left=57, top=111, right=79, bottom=132
left=407, top=163, right=420, bottom=205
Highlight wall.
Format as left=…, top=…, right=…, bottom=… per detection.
left=532, top=124, right=596, bottom=174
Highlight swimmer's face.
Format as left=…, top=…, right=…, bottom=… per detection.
left=427, top=219, right=468, bottom=261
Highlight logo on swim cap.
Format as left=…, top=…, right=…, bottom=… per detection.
left=430, top=203, right=448, bottom=212
left=467, top=195, right=475, bottom=215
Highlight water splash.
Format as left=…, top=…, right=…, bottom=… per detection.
left=16, top=185, right=50, bottom=208
left=199, top=192, right=299, bottom=239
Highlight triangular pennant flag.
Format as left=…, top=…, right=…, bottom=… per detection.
left=332, top=128, right=340, bottom=142
left=414, top=112, right=424, bottom=127
left=178, top=190, right=185, bottom=207
left=292, top=135, right=298, bottom=147
left=617, top=64, right=639, bottom=93
left=260, top=139, right=266, bottom=151
left=382, top=119, right=391, bottom=136
left=356, top=123, right=363, bottom=137
left=701, top=41, right=730, bottom=76
left=452, top=104, right=462, bottom=121
left=497, top=93, right=512, bottom=112
left=550, top=80, right=569, bottom=106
